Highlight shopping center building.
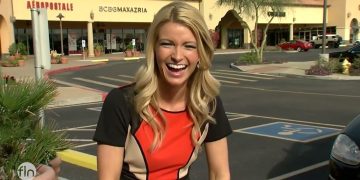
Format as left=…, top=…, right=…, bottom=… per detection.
left=0, top=0, right=359, bottom=56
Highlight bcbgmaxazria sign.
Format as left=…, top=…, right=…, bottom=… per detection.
left=99, top=6, right=147, bottom=13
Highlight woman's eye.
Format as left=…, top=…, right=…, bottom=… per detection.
left=159, top=42, right=173, bottom=47
left=185, top=45, right=197, bottom=49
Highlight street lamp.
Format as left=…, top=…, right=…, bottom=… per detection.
left=321, top=0, right=327, bottom=54
left=57, top=13, right=64, bottom=55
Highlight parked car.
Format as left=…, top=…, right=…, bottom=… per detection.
left=353, top=40, right=360, bottom=47
left=329, top=114, right=360, bottom=180
left=278, top=40, right=312, bottom=52
left=310, top=34, right=343, bottom=48
left=329, top=43, right=360, bottom=63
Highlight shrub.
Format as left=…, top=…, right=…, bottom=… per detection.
left=236, top=51, right=260, bottom=65
left=16, top=42, right=27, bottom=55
left=327, top=58, right=343, bottom=73
left=8, top=43, right=17, bottom=56
left=8, top=42, right=27, bottom=56
left=94, top=43, right=104, bottom=52
left=305, top=64, right=332, bottom=76
left=349, top=58, right=360, bottom=76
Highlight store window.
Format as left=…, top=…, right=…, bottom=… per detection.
left=123, top=29, right=135, bottom=50
left=68, top=29, right=82, bottom=54
left=50, top=28, right=68, bottom=55
left=135, top=29, right=145, bottom=52
left=228, top=29, right=243, bottom=48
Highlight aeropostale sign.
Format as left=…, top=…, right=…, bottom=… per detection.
left=26, top=1, right=74, bottom=11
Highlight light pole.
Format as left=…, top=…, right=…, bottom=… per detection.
left=321, top=0, right=327, bottom=54
left=57, top=13, right=64, bottom=55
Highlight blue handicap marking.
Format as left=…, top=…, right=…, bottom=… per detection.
left=236, top=122, right=340, bottom=142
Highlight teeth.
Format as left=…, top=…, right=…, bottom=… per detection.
left=168, top=64, right=186, bottom=69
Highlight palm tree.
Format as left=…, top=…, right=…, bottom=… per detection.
left=0, top=76, right=71, bottom=179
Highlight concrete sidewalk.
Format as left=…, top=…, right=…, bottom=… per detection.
left=231, top=60, right=360, bottom=80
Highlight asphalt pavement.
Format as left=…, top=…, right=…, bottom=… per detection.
left=1, top=48, right=360, bottom=179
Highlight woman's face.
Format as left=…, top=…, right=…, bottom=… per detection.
left=155, top=22, right=199, bottom=88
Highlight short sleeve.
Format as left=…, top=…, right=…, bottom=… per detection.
left=204, top=96, right=232, bottom=142
left=93, top=88, right=131, bottom=147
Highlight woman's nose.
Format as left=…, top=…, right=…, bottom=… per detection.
left=171, top=47, right=183, bottom=62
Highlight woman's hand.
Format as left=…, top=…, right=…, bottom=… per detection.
left=34, top=156, right=62, bottom=180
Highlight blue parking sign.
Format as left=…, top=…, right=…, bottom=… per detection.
left=235, top=122, right=340, bottom=142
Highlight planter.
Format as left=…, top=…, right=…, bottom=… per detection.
left=17, top=59, right=25, bottom=67
left=132, top=51, right=140, bottom=57
left=94, top=50, right=101, bottom=57
left=125, top=51, right=133, bottom=57
left=51, top=58, right=58, bottom=64
left=60, top=56, right=68, bottom=64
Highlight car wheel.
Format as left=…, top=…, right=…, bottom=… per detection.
left=296, top=47, right=302, bottom=52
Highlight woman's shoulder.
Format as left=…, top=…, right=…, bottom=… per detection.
left=106, top=83, right=136, bottom=99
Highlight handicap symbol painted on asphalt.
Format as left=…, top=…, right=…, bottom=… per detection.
left=235, top=122, right=340, bottom=142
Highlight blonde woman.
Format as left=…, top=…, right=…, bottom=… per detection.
left=94, top=1, right=232, bottom=180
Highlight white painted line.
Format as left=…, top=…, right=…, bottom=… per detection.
left=75, top=142, right=97, bottom=148
left=87, top=107, right=102, bottom=112
left=54, top=124, right=97, bottom=132
left=223, top=84, right=360, bottom=98
left=51, top=79, right=104, bottom=93
left=228, top=116, right=249, bottom=121
left=65, top=129, right=95, bottom=131
left=268, top=161, right=329, bottom=180
left=218, top=79, right=239, bottom=84
left=213, top=75, right=257, bottom=82
left=227, top=112, right=346, bottom=128
left=73, top=77, right=119, bottom=88
left=98, top=76, right=132, bottom=84
left=118, top=74, right=134, bottom=79
left=65, top=139, right=94, bottom=142
left=213, top=71, right=273, bottom=80
left=47, top=101, right=103, bottom=109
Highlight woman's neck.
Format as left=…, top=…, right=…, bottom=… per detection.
left=157, top=83, right=188, bottom=112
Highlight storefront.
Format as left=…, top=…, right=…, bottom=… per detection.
left=1, top=0, right=360, bottom=56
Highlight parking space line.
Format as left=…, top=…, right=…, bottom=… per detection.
left=227, top=112, right=346, bottom=128
left=98, top=76, right=132, bottom=84
left=73, top=77, right=119, bottom=88
left=268, top=161, right=329, bottom=180
left=66, top=129, right=95, bottom=131
left=65, top=139, right=94, bottom=142
left=75, top=142, right=97, bottom=148
left=54, top=124, right=97, bottom=132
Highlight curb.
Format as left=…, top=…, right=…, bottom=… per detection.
left=57, top=149, right=97, bottom=171
left=45, top=62, right=107, bottom=77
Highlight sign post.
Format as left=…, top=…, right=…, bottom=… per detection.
left=82, top=40, right=86, bottom=60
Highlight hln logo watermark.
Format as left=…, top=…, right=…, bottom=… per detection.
left=17, top=162, right=36, bottom=180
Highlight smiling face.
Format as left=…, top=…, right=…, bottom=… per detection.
left=155, top=22, right=199, bottom=88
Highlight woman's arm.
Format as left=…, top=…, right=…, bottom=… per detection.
left=97, top=144, right=124, bottom=180
left=205, top=137, right=231, bottom=180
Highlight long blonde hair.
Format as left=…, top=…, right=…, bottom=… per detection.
left=134, top=1, right=220, bottom=150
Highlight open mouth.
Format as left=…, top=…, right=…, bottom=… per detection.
left=166, top=63, right=187, bottom=72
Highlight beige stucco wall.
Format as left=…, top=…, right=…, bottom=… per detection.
left=13, top=0, right=199, bottom=22
left=0, top=0, right=15, bottom=55
left=328, top=0, right=360, bottom=42
left=202, top=0, right=324, bottom=30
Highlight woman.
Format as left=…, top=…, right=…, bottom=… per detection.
left=93, top=1, right=232, bottom=179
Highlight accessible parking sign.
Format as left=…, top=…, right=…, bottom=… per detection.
left=235, top=122, right=340, bottom=142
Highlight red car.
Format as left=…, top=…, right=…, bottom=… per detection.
left=278, top=40, right=313, bottom=52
